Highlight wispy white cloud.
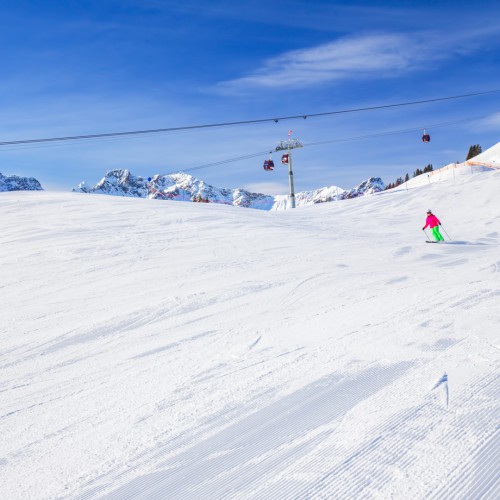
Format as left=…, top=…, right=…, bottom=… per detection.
left=215, top=31, right=483, bottom=92
left=476, top=112, right=500, bottom=130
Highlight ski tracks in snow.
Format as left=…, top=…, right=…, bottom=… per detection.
left=102, top=362, right=413, bottom=499
left=99, top=349, right=499, bottom=500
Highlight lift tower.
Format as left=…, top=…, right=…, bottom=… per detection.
left=275, top=136, right=303, bottom=209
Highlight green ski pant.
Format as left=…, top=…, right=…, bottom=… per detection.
left=431, top=226, right=444, bottom=241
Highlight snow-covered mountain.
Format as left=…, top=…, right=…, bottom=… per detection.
left=340, top=177, right=385, bottom=198
left=272, top=177, right=384, bottom=210
left=0, top=172, right=43, bottom=192
left=148, top=172, right=275, bottom=210
left=75, top=170, right=275, bottom=209
left=273, top=184, right=344, bottom=210
left=75, top=169, right=146, bottom=198
left=74, top=169, right=384, bottom=210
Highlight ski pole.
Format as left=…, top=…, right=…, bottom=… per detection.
left=440, top=225, right=452, bottom=241
left=423, top=228, right=430, bottom=241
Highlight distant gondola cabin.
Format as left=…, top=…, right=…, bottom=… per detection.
left=263, top=159, right=275, bottom=171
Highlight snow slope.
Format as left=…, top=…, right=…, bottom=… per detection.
left=394, top=140, right=500, bottom=190
left=471, top=140, right=500, bottom=166
left=1, top=168, right=499, bottom=499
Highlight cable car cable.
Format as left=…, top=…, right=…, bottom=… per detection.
left=0, top=89, right=498, bottom=148
left=161, top=114, right=489, bottom=176
left=302, top=115, right=487, bottom=148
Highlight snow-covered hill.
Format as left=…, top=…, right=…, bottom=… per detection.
left=469, top=140, right=500, bottom=166
left=394, top=140, right=500, bottom=190
left=73, top=170, right=384, bottom=210
left=0, top=171, right=43, bottom=192
left=1, top=168, right=499, bottom=499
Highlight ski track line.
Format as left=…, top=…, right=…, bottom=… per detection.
left=392, top=375, right=499, bottom=499
left=193, top=430, right=333, bottom=500
left=249, top=433, right=393, bottom=500
left=428, top=423, right=500, bottom=499
left=322, top=410, right=459, bottom=498
left=84, top=363, right=413, bottom=499
left=76, top=385, right=284, bottom=500
left=268, top=403, right=442, bottom=499
left=76, top=342, right=498, bottom=498
left=347, top=375, right=498, bottom=499
left=256, top=400, right=439, bottom=495
left=278, top=410, right=458, bottom=496
left=132, top=330, right=218, bottom=360
left=11, top=283, right=275, bottom=363
left=238, top=372, right=498, bottom=499
left=71, top=364, right=386, bottom=500
left=459, top=430, right=500, bottom=499
left=192, top=375, right=419, bottom=500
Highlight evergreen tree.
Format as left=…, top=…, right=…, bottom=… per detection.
left=405, top=173, right=410, bottom=182
left=466, top=144, right=482, bottom=160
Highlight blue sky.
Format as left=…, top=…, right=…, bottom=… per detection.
left=1, top=0, right=500, bottom=193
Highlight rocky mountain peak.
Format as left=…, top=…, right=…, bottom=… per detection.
left=0, top=172, right=43, bottom=192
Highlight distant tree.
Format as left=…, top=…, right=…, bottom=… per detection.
left=423, top=164, right=433, bottom=173
left=413, top=168, right=423, bottom=178
left=466, top=144, right=482, bottom=160
left=385, top=171, right=412, bottom=189
left=193, top=193, right=210, bottom=203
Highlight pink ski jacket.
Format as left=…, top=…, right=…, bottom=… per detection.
left=423, top=214, right=441, bottom=229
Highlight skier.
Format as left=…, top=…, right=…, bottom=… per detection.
left=422, top=209, right=444, bottom=242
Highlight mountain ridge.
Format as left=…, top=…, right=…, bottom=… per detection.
left=74, top=170, right=385, bottom=210
left=0, top=172, right=43, bottom=192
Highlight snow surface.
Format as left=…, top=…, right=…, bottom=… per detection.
left=1, top=167, right=499, bottom=499
left=471, top=141, right=500, bottom=166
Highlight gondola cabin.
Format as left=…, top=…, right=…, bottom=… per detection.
left=281, top=154, right=289, bottom=164
left=263, top=159, right=275, bottom=171
left=422, top=129, right=431, bottom=142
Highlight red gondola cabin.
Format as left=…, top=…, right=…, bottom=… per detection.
left=263, top=159, right=275, bottom=171
left=422, top=130, right=431, bottom=142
